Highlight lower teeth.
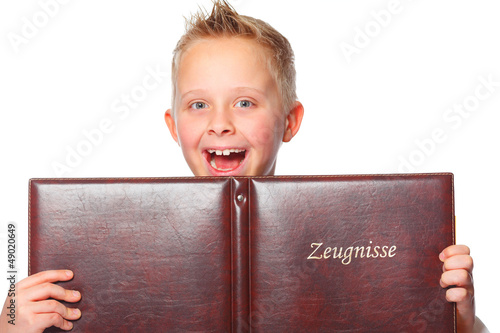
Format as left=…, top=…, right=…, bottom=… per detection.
left=210, top=153, right=244, bottom=171
left=210, top=159, right=234, bottom=171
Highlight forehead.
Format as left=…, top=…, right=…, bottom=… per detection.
left=176, top=37, right=276, bottom=95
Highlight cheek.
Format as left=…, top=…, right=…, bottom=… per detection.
left=245, top=114, right=284, bottom=148
left=176, top=118, right=201, bottom=148
left=252, top=127, right=279, bottom=147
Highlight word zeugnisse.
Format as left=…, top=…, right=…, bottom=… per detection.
left=307, top=241, right=397, bottom=265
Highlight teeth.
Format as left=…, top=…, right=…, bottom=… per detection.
left=207, top=148, right=245, bottom=156
left=207, top=148, right=246, bottom=171
left=210, top=159, right=233, bottom=171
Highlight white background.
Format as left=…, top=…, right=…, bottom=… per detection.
left=1, top=0, right=498, bottom=330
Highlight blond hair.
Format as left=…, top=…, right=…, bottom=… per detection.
left=171, top=0, right=297, bottom=113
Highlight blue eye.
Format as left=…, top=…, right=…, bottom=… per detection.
left=235, top=100, right=253, bottom=108
left=190, top=102, right=208, bottom=110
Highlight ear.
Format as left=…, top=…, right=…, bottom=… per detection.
left=164, top=109, right=179, bottom=144
left=282, top=101, right=304, bottom=143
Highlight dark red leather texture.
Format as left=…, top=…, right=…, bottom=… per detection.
left=29, top=174, right=455, bottom=332
left=248, top=175, right=455, bottom=332
left=30, top=178, right=233, bottom=332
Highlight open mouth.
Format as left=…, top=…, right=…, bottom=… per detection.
left=205, top=148, right=246, bottom=172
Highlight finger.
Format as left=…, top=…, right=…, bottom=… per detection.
left=33, top=313, right=75, bottom=331
left=28, top=299, right=81, bottom=320
left=24, top=282, right=81, bottom=303
left=17, top=270, right=74, bottom=290
left=439, top=245, right=470, bottom=261
left=440, top=269, right=473, bottom=289
left=446, top=288, right=475, bottom=332
left=446, top=287, right=470, bottom=303
left=442, top=254, right=474, bottom=273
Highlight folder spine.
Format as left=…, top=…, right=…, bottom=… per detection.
left=231, top=178, right=250, bottom=332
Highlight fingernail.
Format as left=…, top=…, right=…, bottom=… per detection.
left=72, top=290, right=80, bottom=297
left=73, top=308, right=81, bottom=316
left=439, top=252, right=445, bottom=261
left=66, top=270, right=73, bottom=277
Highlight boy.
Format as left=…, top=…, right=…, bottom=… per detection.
left=0, top=1, right=479, bottom=332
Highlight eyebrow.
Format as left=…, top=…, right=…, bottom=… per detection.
left=180, top=87, right=267, bottom=102
left=232, top=87, right=267, bottom=97
left=180, top=89, right=207, bottom=101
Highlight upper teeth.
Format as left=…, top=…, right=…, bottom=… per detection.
left=207, top=149, right=245, bottom=156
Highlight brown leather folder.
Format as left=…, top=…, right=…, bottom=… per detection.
left=29, top=174, right=456, bottom=332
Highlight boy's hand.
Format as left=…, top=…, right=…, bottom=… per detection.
left=440, top=245, right=475, bottom=333
left=0, top=270, right=81, bottom=332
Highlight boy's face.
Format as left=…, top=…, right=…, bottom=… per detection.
left=165, top=37, right=303, bottom=176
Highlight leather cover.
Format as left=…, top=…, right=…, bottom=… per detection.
left=29, top=174, right=455, bottom=332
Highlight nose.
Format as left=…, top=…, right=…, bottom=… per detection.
left=207, top=107, right=235, bottom=136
